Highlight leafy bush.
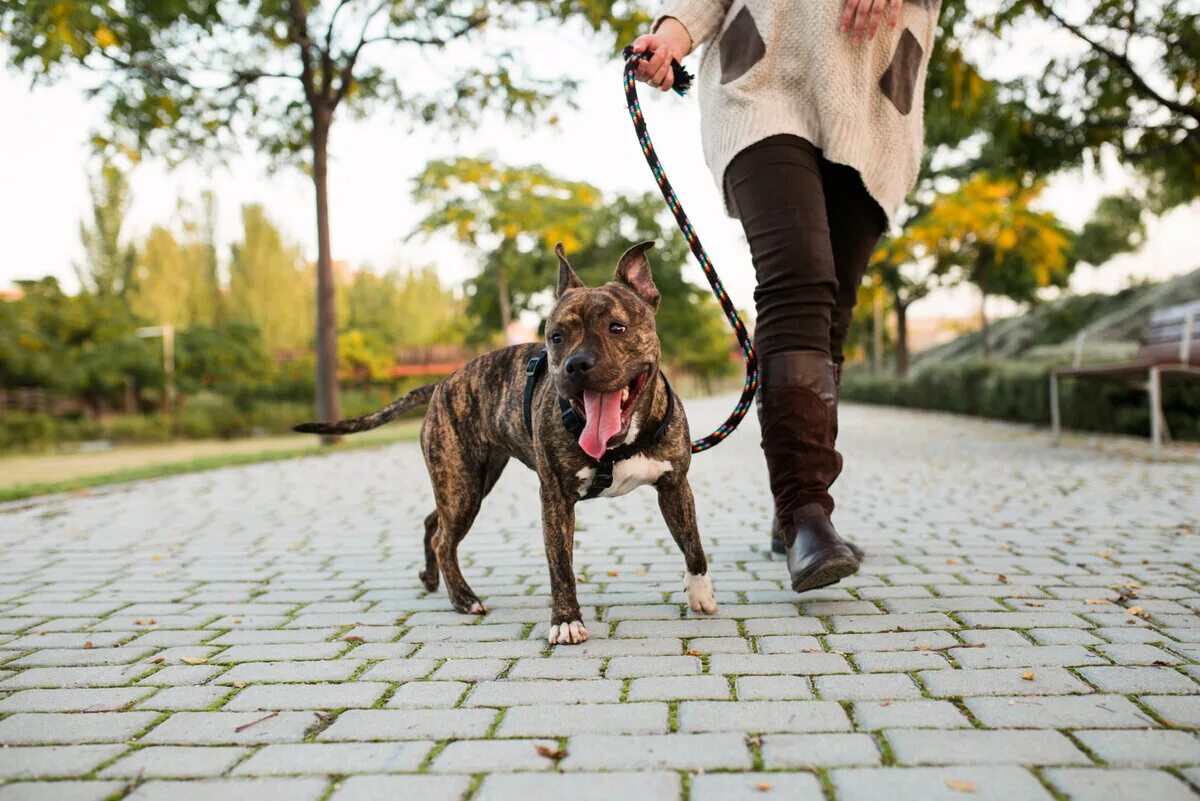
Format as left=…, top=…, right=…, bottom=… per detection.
left=842, top=360, right=1200, bottom=441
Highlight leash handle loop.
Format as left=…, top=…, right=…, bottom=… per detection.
left=622, top=48, right=759, bottom=455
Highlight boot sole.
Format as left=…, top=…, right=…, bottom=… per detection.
left=791, top=555, right=860, bottom=593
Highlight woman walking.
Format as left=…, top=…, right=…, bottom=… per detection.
left=633, top=0, right=940, bottom=591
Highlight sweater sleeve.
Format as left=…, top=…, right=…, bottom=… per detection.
left=654, top=0, right=733, bottom=51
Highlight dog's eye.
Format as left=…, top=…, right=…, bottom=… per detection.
left=549, top=332, right=564, bottom=345
left=609, top=322, right=627, bottom=334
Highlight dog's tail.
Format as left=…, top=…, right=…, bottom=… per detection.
left=293, top=384, right=436, bottom=436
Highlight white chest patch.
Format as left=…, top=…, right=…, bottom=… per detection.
left=576, top=455, right=673, bottom=498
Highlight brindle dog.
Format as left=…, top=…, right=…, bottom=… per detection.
left=295, top=242, right=717, bottom=644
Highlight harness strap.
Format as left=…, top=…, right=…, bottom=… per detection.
left=522, top=347, right=676, bottom=500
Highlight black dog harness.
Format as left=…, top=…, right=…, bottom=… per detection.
left=523, top=348, right=675, bottom=500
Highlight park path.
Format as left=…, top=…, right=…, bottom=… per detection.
left=0, top=397, right=1198, bottom=801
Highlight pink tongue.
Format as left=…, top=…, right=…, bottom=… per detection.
left=579, top=389, right=624, bottom=460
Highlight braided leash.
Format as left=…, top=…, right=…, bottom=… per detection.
left=622, top=47, right=758, bottom=454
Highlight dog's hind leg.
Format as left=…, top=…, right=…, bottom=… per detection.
left=419, top=511, right=439, bottom=592
left=656, top=476, right=718, bottom=614
left=430, top=454, right=508, bottom=615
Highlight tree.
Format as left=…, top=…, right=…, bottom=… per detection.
left=343, top=266, right=466, bottom=347
left=1073, top=193, right=1148, bottom=268
left=977, top=1, right=1199, bottom=210
left=77, top=158, right=137, bottom=300
left=871, top=234, right=937, bottom=377
left=414, top=157, right=734, bottom=378
left=227, top=204, right=314, bottom=355
left=908, top=175, right=1075, bottom=359
left=2, top=1, right=645, bottom=435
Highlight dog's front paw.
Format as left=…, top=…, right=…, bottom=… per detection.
left=684, top=572, right=718, bottom=614
left=548, top=620, right=589, bottom=645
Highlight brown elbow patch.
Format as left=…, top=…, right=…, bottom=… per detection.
left=719, top=7, right=766, bottom=85
left=879, top=29, right=923, bottom=115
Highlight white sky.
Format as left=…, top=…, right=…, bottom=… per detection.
left=1, top=16, right=1196, bottom=322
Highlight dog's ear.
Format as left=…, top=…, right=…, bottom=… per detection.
left=614, top=241, right=660, bottom=310
left=556, top=243, right=585, bottom=297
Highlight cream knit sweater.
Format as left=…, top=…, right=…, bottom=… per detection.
left=656, top=0, right=940, bottom=222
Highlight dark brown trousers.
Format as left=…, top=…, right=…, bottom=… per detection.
left=724, top=134, right=886, bottom=362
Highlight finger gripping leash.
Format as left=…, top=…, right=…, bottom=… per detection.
left=622, top=47, right=759, bottom=454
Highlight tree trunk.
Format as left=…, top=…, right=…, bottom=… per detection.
left=872, top=289, right=884, bottom=374
left=312, top=109, right=342, bottom=444
left=496, top=261, right=513, bottom=338
left=979, top=289, right=991, bottom=360
left=895, top=297, right=909, bottom=377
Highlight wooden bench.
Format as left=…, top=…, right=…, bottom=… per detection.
left=1050, top=300, right=1200, bottom=457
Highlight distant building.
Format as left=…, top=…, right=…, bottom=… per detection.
left=0, top=287, right=24, bottom=302
left=505, top=319, right=539, bottom=345
left=907, top=316, right=974, bottom=353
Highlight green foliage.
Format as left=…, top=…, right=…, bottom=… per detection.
left=414, top=157, right=734, bottom=378
left=227, top=204, right=314, bottom=353
left=342, top=267, right=467, bottom=348
left=175, top=320, right=273, bottom=394
left=77, top=157, right=136, bottom=298
left=1073, top=194, right=1147, bottom=268
left=842, top=361, right=1200, bottom=442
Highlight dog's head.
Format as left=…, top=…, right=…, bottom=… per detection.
left=545, top=241, right=662, bottom=460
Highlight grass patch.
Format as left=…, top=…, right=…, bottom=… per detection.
left=0, top=426, right=419, bottom=504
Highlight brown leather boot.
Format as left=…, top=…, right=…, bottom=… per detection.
left=766, top=359, right=862, bottom=563
left=759, top=351, right=861, bottom=591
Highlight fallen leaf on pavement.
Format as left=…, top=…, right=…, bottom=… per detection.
left=1084, top=599, right=1111, bottom=605
left=233, top=681, right=247, bottom=688
left=685, top=650, right=702, bottom=657
left=1022, top=670, right=1035, bottom=681
left=151, top=656, right=165, bottom=664
left=946, top=778, right=977, bottom=793
left=606, top=570, right=619, bottom=577
left=83, top=641, right=93, bottom=649
left=344, top=635, right=365, bottom=643
left=535, top=745, right=568, bottom=760
left=181, top=657, right=208, bottom=665
left=756, top=782, right=772, bottom=792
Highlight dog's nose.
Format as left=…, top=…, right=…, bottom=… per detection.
left=564, top=353, right=595, bottom=376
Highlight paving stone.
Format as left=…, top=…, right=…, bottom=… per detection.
left=0, top=687, right=152, bottom=712
left=0, top=711, right=158, bottom=744
left=430, top=658, right=511, bottom=681
left=0, top=781, right=128, bottom=801
left=814, top=673, right=923, bottom=701
left=886, top=729, right=1091, bottom=765
left=508, top=657, right=603, bottom=678
left=429, top=739, right=560, bottom=772
left=1077, top=666, right=1200, bottom=694
left=734, top=675, right=812, bottom=700
left=754, top=635, right=823, bottom=653
left=234, top=742, right=433, bottom=775
left=0, top=745, right=126, bottom=779
left=1027, top=628, right=1105, bottom=645
left=613, top=619, right=739, bottom=638
left=742, top=618, right=826, bottom=636
left=920, top=667, right=1093, bottom=697
left=497, top=703, right=668, bottom=736
left=319, top=708, right=496, bottom=740
left=761, top=733, right=882, bottom=767
left=99, top=746, right=248, bottom=778
left=825, top=630, right=959, bottom=652
left=1072, top=729, right=1200, bottom=766
left=140, top=711, right=318, bottom=744
left=418, top=641, right=544, bottom=659
left=137, top=686, right=232, bottom=711
left=852, top=700, right=972, bottom=730
left=685, top=636, right=751, bottom=653
left=357, top=658, right=438, bottom=682
left=124, top=778, right=330, bottom=801
left=707, top=653, right=852, bottom=675
left=853, top=650, right=951, bottom=672
left=958, top=629, right=1033, bottom=647
left=560, top=732, right=751, bottom=770
left=627, top=675, right=730, bottom=700
left=949, top=645, right=1106, bottom=668
left=545, top=638, right=681, bottom=657
left=1043, top=768, right=1198, bottom=801
left=387, top=680, right=467, bottom=708
left=830, top=613, right=957, bottom=633
left=138, top=664, right=226, bottom=686
left=832, top=767, right=1054, bottom=801
left=678, top=700, right=851, bottom=733
left=605, top=655, right=700, bottom=677
left=465, top=678, right=622, bottom=706
left=1141, top=695, right=1200, bottom=727
left=473, top=771, right=679, bottom=801
left=689, top=772, right=825, bottom=801
left=965, top=695, right=1157, bottom=728
left=1093, top=643, right=1180, bottom=664
left=327, top=775, right=471, bottom=801
left=223, top=682, right=388, bottom=710
left=212, top=643, right=348, bottom=663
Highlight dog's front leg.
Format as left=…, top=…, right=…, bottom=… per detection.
left=540, top=482, right=588, bottom=645
left=657, top=476, right=718, bottom=614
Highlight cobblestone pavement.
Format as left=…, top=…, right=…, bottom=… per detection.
left=0, top=398, right=1198, bottom=801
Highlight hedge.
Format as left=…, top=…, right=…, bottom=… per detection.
left=0, top=385, right=434, bottom=453
left=841, top=360, right=1200, bottom=442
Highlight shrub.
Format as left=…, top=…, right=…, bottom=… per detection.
left=842, top=360, right=1199, bottom=442
left=0, top=412, right=58, bottom=451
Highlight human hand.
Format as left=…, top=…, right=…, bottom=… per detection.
left=840, top=0, right=902, bottom=43
left=630, top=18, right=692, bottom=92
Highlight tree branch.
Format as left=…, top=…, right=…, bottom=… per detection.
left=325, top=0, right=355, bottom=53
left=288, top=0, right=318, bottom=106
left=1031, top=0, right=1200, bottom=124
